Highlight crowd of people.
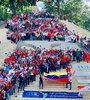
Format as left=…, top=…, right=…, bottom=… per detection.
left=0, top=48, right=84, bottom=100
left=5, top=12, right=78, bottom=44
left=1, top=11, right=88, bottom=100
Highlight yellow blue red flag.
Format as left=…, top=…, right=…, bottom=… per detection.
left=43, top=72, right=69, bottom=83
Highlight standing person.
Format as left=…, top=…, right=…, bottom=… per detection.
left=66, top=71, right=72, bottom=90
left=15, top=80, right=19, bottom=97
left=62, top=57, right=66, bottom=69
left=72, top=49, right=76, bottom=61
left=59, top=14, right=62, bottom=20
left=64, top=15, right=66, bottom=20
left=39, top=74, right=43, bottom=89
left=30, top=70, right=34, bottom=82
left=76, top=49, right=80, bottom=63
left=9, top=82, right=13, bottom=95
left=46, top=65, right=50, bottom=73
left=1, top=89, right=6, bottom=100
left=5, top=84, right=10, bottom=100
left=76, top=35, right=79, bottom=42
left=66, top=66, right=71, bottom=73
left=80, top=37, right=83, bottom=46
left=27, top=70, right=30, bottom=85
left=33, top=67, right=37, bottom=81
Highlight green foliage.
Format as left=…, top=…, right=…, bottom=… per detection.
left=0, top=0, right=34, bottom=20
left=43, top=0, right=90, bottom=31
left=83, top=19, right=90, bottom=31
left=0, top=0, right=36, bottom=15
left=0, top=0, right=89, bottom=31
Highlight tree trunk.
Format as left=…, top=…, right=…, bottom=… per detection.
left=12, top=4, right=16, bottom=15
left=5, top=7, right=7, bottom=20
left=9, top=0, right=16, bottom=15
left=57, top=0, right=60, bottom=15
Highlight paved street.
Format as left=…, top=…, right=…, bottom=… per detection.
left=16, top=40, right=83, bottom=50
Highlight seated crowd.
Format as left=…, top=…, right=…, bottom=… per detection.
left=0, top=48, right=84, bottom=100
left=5, top=12, right=77, bottom=44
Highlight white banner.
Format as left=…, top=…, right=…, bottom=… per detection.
left=72, top=65, right=90, bottom=69
left=78, top=86, right=90, bottom=91
left=65, top=36, right=71, bottom=42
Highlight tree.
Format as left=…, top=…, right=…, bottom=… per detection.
left=83, top=18, right=90, bottom=31
left=43, top=0, right=64, bottom=15
left=0, top=0, right=37, bottom=15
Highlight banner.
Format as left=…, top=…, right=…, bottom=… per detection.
left=43, top=72, right=69, bottom=83
left=72, top=65, right=90, bottom=69
left=65, top=36, right=71, bottom=42
left=78, top=86, right=90, bottom=91
left=23, top=91, right=83, bottom=98
left=74, top=71, right=90, bottom=76
left=77, top=79, right=90, bottom=83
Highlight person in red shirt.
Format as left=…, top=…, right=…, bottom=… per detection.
left=76, top=35, right=79, bottom=42
left=64, top=15, right=66, bottom=20
left=48, top=33, right=51, bottom=41
left=66, top=56, right=70, bottom=64
left=33, top=67, right=37, bottom=81
left=66, top=67, right=71, bottom=73
left=13, top=15, right=16, bottom=18
left=40, top=13, right=42, bottom=17
left=62, top=57, right=66, bottom=69
left=59, top=14, right=62, bottom=19
left=9, top=82, right=13, bottom=95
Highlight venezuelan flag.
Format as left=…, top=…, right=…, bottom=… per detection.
left=43, top=72, right=69, bottom=83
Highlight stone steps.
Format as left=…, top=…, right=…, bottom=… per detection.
left=10, top=69, right=90, bottom=100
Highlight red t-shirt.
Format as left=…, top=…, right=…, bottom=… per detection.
left=33, top=69, right=37, bottom=75
left=66, top=57, right=70, bottom=61
left=16, top=71, right=20, bottom=75
left=9, top=83, right=13, bottom=90
left=64, top=16, right=66, bottom=19
left=66, top=67, right=71, bottom=73
left=62, top=58, right=66, bottom=63
left=13, top=15, right=16, bottom=18
left=77, top=35, right=79, bottom=39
